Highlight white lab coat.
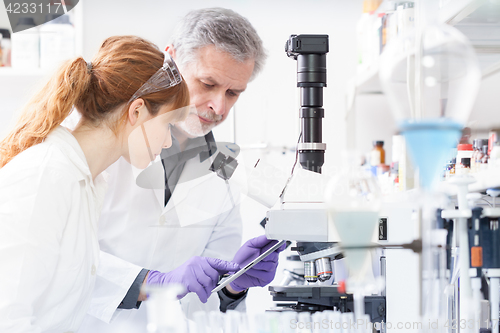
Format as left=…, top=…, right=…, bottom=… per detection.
left=0, top=126, right=106, bottom=333
left=78, top=152, right=243, bottom=332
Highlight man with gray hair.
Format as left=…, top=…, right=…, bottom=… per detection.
left=78, top=7, right=277, bottom=333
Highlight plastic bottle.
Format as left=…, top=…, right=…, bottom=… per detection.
left=357, top=0, right=375, bottom=71
left=445, top=158, right=456, bottom=178
left=489, top=141, right=500, bottom=170
left=387, top=13, right=398, bottom=42
left=456, top=143, right=473, bottom=173
left=488, top=129, right=500, bottom=156
left=456, top=157, right=471, bottom=175
left=11, top=18, right=40, bottom=69
left=391, top=134, right=403, bottom=189
left=0, top=28, right=11, bottom=67
left=372, top=12, right=386, bottom=61
left=380, top=1, right=397, bottom=43
left=397, top=2, right=415, bottom=37
left=357, top=0, right=382, bottom=72
left=40, top=15, right=75, bottom=70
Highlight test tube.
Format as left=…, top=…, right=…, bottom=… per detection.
left=223, top=310, right=240, bottom=333
left=208, top=311, right=224, bottom=333
left=192, top=311, right=209, bottom=333
left=280, top=311, right=298, bottom=333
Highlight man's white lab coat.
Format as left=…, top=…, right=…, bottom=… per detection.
left=78, top=152, right=242, bottom=332
left=0, top=126, right=106, bottom=333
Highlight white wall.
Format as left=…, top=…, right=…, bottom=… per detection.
left=0, top=0, right=363, bottom=149
left=77, top=0, right=362, bottom=150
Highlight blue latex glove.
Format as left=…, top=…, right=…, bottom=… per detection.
left=229, top=235, right=286, bottom=292
left=147, top=256, right=239, bottom=303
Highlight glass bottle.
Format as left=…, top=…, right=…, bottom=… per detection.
left=370, top=141, right=385, bottom=166
left=480, top=145, right=489, bottom=171
left=474, top=140, right=485, bottom=173
left=471, top=139, right=479, bottom=173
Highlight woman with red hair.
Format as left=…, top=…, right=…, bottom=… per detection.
left=0, top=35, right=237, bottom=332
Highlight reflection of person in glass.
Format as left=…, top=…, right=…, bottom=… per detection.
left=79, top=8, right=284, bottom=333
left=0, top=36, right=192, bottom=332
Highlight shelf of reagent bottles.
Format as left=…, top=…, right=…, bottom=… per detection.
left=437, top=168, right=500, bottom=196
left=354, top=0, right=500, bottom=95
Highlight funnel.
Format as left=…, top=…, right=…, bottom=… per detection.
left=401, top=120, right=462, bottom=190
left=325, top=153, right=381, bottom=284
left=329, top=210, right=379, bottom=282
left=325, top=155, right=381, bottom=320
left=380, top=24, right=481, bottom=189
left=380, top=21, right=481, bottom=326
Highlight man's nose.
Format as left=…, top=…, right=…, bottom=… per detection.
left=208, top=92, right=226, bottom=116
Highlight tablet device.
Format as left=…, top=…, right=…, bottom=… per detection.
left=211, top=240, right=286, bottom=293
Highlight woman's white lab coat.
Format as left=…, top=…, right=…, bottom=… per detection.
left=78, top=154, right=243, bottom=332
left=0, top=126, right=107, bottom=333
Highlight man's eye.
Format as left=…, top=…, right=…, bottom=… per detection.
left=202, top=82, right=213, bottom=88
left=227, top=90, right=238, bottom=97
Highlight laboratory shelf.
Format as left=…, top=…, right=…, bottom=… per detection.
left=354, top=0, right=500, bottom=94
left=437, top=169, right=500, bottom=196
left=354, top=63, right=382, bottom=95
left=381, top=170, right=500, bottom=199
left=439, top=0, right=485, bottom=25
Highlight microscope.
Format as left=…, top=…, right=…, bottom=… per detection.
left=265, top=35, right=386, bottom=322
left=266, top=34, right=339, bottom=281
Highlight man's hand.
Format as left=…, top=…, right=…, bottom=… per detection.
left=228, top=235, right=286, bottom=293
left=142, top=257, right=239, bottom=303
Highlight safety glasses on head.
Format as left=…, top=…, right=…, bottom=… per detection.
left=127, top=52, right=182, bottom=105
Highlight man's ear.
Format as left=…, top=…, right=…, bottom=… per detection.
left=127, top=99, right=145, bottom=126
left=165, top=45, right=176, bottom=60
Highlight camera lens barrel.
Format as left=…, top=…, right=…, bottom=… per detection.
left=293, top=46, right=328, bottom=174
left=296, top=54, right=327, bottom=88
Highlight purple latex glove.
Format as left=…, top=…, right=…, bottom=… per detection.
left=229, top=235, right=286, bottom=292
left=147, top=256, right=239, bottom=303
